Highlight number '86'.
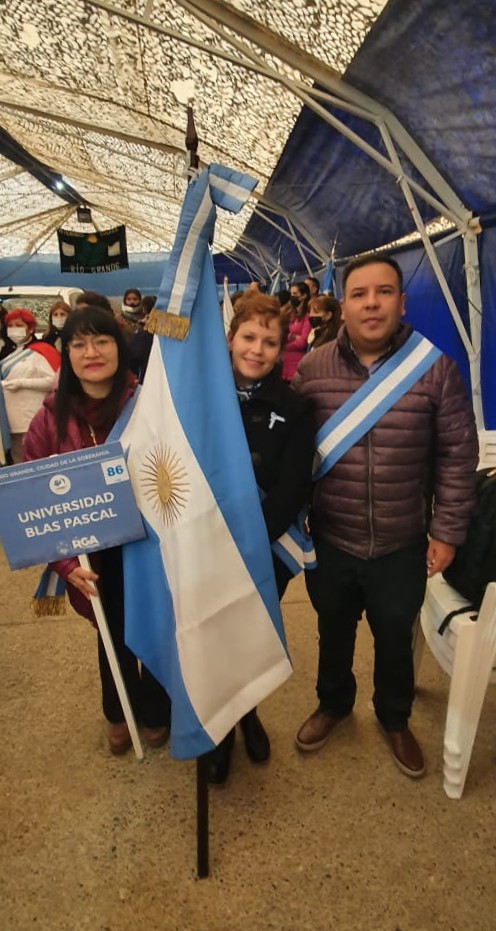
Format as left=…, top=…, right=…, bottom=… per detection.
left=107, top=465, right=124, bottom=477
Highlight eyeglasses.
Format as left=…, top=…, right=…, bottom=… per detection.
left=67, top=335, right=116, bottom=353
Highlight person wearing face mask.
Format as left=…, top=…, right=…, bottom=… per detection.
left=42, top=301, right=72, bottom=353
left=118, top=288, right=143, bottom=339
left=307, top=295, right=342, bottom=351
left=281, top=282, right=312, bottom=381
left=0, top=308, right=60, bottom=462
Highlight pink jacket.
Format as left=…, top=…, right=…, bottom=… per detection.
left=281, top=313, right=312, bottom=381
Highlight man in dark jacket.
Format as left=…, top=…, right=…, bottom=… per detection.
left=293, top=254, right=478, bottom=778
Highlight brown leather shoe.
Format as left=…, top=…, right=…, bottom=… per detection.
left=384, top=727, right=425, bottom=778
left=142, top=725, right=170, bottom=749
left=295, top=708, right=348, bottom=752
left=107, top=721, right=132, bottom=755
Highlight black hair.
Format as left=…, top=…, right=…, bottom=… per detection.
left=342, top=253, right=404, bottom=293
left=141, top=294, right=156, bottom=314
left=75, top=290, right=114, bottom=314
left=55, top=306, right=130, bottom=438
left=290, top=281, right=311, bottom=318
left=305, top=276, right=320, bottom=292
left=123, top=288, right=142, bottom=303
left=275, top=288, right=291, bottom=307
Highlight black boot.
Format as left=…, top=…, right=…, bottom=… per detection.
left=206, top=728, right=235, bottom=784
left=240, top=709, right=270, bottom=763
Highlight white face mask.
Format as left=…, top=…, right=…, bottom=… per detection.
left=7, top=326, right=28, bottom=344
left=51, top=315, right=67, bottom=330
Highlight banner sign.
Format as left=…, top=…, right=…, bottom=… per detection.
left=57, top=225, right=128, bottom=273
left=0, top=442, right=145, bottom=569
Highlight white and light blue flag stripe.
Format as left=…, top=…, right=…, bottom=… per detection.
left=222, top=276, right=234, bottom=335
left=314, top=331, right=442, bottom=480
left=119, top=165, right=292, bottom=760
left=156, top=165, right=257, bottom=325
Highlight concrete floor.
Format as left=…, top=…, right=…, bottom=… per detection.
left=1, top=547, right=496, bottom=931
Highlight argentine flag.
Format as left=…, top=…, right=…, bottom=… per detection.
left=119, top=165, right=292, bottom=760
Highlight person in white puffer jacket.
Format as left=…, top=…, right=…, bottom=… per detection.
left=0, top=308, right=60, bottom=462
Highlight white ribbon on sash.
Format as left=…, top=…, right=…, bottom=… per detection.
left=313, top=331, right=442, bottom=481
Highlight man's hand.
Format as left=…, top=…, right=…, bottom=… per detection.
left=426, top=538, right=456, bottom=577
left=67, top=566, right=99, bottom=599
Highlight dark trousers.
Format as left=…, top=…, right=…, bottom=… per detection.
left=305, top=541, right=427, bottom=731
left=273, top=555, right=293, bottom=601
left=97, top=548, right=171, bottom=728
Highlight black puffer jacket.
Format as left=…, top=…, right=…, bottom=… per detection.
left=238, top=369, right=314, bottom=543
left=293, top=324, right=478, bottom=559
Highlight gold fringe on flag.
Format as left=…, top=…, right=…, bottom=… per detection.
left=145, top=309, right=190, bottom=341
left=31, top=595, right=67, bottom=618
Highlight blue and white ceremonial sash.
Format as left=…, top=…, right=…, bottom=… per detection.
left=313, top=331, right=442, bottom=481
left=272, top=508, right=317, bottom=576
left=119, top=164, right=292, bottom=760
left=0, top=346, right=32, bottom=380
left=259, top=484, right=316, bottom=576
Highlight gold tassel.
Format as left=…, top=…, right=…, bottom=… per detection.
left=145, top=309, right=190, bottom=341
left=31, top=595, right=67, bottom=618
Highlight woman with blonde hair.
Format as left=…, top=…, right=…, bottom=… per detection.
left=43, top=300, right=72, bottom=352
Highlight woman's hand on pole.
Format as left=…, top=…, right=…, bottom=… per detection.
left=67, top=566, right=99, bottom=599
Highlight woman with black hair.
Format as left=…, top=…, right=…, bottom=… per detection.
left=23, top=306, right=171, bottom=755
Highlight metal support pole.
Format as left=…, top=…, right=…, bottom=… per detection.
left=463, top=227, right=484, bottom=428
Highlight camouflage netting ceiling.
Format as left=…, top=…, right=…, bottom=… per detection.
left=0, top=0, right=387, bottom=258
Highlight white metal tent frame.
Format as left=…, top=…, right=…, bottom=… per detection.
left=1, top=0, right=484, bottom=424
left=175, top=0, right=484, bottom=425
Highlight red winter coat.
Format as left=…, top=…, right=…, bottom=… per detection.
left=293, top=324, right=479, bottom=559
left=23, top=380, right=137, bottom=621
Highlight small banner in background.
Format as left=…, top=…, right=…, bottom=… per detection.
left=57, top=225, right=128, bottom=273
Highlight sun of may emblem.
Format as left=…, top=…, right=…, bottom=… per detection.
left=140, top=445, right=190, bottom=524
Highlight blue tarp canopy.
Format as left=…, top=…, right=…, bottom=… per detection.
left=240, top=0, right=496, bottom=273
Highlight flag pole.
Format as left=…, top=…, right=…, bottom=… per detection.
left=185, top=102, right=210, bottom=878
left=196, top=753, right=209, bottom=877
left=79, top=553, right=143, bottom=760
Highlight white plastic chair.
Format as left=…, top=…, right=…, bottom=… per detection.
left=415, top=575, right=496, bottom=798
left=478, top=429, right=496, bottom=468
